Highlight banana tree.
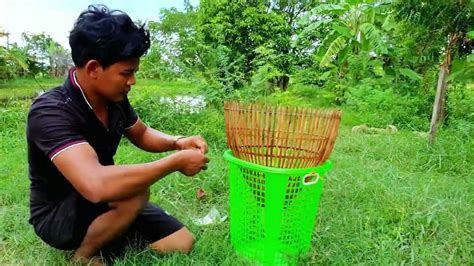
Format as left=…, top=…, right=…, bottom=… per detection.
left=300, top=0, right=389, bottom=74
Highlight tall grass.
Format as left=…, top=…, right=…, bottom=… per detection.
left=0, top=79, right=472, bottom=264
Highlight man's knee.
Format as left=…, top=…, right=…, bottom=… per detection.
left=150, top=227, right=194, bottom=254
left=178, top=228, right=194, bottom=253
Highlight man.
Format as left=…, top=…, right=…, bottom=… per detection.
left=26, top=5, right=209, bottom=264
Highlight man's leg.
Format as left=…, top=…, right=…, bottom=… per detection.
left=72, top=190, right=149, bottom=261
left=149, top=227, right=194, bottom=253
left=125, top=203, right=194, bottom=254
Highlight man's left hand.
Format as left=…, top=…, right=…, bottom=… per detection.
left=176, top=136, right=208, bottom=154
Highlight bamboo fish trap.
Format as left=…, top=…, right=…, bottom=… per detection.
left=224, top=101, right=342, bottom=168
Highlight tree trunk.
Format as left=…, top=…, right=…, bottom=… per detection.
left=428, top=63, right=449, bottom=144
left=428, top=32, right=458, bottom=144
left=277, top=75, right=290, bottom=91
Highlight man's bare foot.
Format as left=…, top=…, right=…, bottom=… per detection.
left=71, top=255, right=105, bottom=266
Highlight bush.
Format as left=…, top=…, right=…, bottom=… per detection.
left=345, top=79, right=432, bottom=130
left=445, top=84, right=474, bottom=139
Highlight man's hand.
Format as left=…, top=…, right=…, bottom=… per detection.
left=175, top=149, right=209, bottom=176
left=176, top=136, right=208, bottom=154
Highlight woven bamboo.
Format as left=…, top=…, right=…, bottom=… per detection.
left=224, top=101, right=342, bottom=168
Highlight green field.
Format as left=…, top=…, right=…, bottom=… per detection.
left=0, top=79, right=472, bottom=265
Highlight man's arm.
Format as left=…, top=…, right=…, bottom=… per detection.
left=125, top=119, right=179, bottom=152
left=52, top=143, right=208, bottom=203
left=125, top=119, right=208, bottom=154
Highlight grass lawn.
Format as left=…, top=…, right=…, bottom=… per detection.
left=0, top=79, right=472, bottom=264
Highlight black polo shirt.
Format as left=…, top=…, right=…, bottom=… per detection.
left=26, top=68, right=138, bottom=222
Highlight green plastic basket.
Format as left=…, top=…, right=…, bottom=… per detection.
left=224, top=150, right=332, bottom=265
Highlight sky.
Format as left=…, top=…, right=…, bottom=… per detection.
left=0, top=0, right=199, bottom=48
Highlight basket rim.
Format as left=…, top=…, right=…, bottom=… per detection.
left=223, top=149, right=333, bottom=174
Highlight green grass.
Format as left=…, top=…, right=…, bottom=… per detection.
left=0, top=77, right=197, bottom=101
left=0, top=77, right=63, bottom=88
left=0, top=79, right=472, bottom=264
left=0, top=77, right=63, bottom=100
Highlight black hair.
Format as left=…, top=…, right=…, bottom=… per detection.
left=69, top=5, right=150, bottom=68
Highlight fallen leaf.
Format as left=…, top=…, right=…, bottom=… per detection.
left=196, top=188, right=206, bottom=199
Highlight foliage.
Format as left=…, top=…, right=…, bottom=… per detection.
left=392, top=0, right=473, bottom=142
left=140, top=7, right=200, bottom=80
left=199, top=1, right=274, bottom=77
left=448, top=30, right=474, bottom=83
left=345, top=79, right=433, bottom=129
left=21, top=32, right=71, bottom=77
left=1, top=0, right=473, bottom=134
left=0, top=32, right=71, bottom=80
left=198, top=0, right=319, bottom=91
left=0, top=44, right=29, bottom=79
left=196, top=44, right=248, bottom=107
left=300, top=1, right=389, bottom=68
left=392, top=0, right=473, bottom=83
left=445, top=84, right=474, bottom=138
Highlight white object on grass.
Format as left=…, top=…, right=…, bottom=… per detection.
left=192, top=207, right=227, bottom=226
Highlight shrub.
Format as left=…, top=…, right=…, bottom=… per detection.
left=345, top=79, right=432, bottom=130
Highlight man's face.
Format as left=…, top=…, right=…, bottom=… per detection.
left=95, top=58, right=140, bottom=102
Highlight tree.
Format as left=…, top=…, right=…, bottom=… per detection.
left=0, top=44, right=29, bottom=79
left=251, top=0, right=321, bottom=90
left=0, top=29, right=29, bottom=79
left=394, top=0, right=474, bottom=144
left=198, top=0, right=287, bottom=88
left=47, top=42, right=72, bottom=77
left=141, top=6, right=200, bottom=80
left=300, top=1, right=389, bottom=74
left=22, top=32, right=64, bottom=76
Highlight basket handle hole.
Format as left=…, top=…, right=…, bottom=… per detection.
left=303, top=173, right=320, bottom=186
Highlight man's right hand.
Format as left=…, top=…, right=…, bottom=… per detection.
left=174, top=149, right=209, bottom=176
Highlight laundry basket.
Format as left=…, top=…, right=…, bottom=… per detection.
left=224, top=150, right=332, bottom=265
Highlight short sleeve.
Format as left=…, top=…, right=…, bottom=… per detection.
left=27, top=102, right=88, bottom=160
left=121, top=96, right=139, bottom=129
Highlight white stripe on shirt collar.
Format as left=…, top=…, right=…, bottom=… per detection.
left=72, top=70, right=93, bottom=110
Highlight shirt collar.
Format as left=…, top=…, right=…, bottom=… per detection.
left=68, top=67, right=93, bottom=110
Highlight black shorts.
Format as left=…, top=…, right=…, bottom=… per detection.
left=30, top=191, right=184, bottom=255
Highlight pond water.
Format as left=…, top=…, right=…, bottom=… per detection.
left=159, top=95, right=206, bottom=114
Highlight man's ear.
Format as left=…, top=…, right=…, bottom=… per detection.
left=84, top=60, right=102, bottom=79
